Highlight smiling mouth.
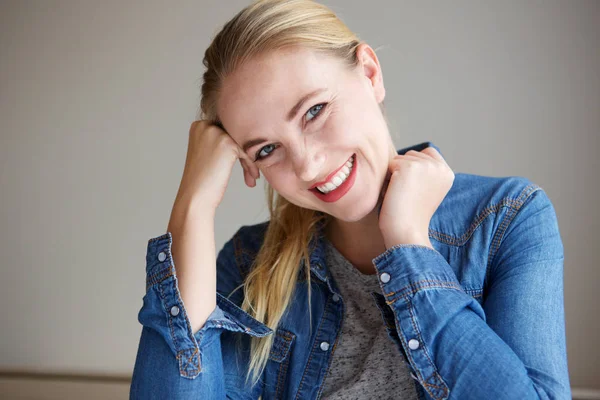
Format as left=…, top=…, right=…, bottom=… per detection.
left=310, top=154, right=355, bottom=194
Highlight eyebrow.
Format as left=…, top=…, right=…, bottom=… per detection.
left=242, top=87, right=328, bottom=154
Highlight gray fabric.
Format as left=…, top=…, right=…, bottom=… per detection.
left=320, top=238, right=419, bottom=399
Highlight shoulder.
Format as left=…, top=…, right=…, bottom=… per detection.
left=214, top=220, right=270, bottom=304
left=431, top=171, right=548, bottom=244
left=429, top=171, right=561, bottom=291
left=450, top=172, right=542, bottom=208
left=397, top=141, right=544, bottom=214
left=218, top=220, right=270, bottom=279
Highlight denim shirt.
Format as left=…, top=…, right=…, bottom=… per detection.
left=130, top=142, right=571, bottom=400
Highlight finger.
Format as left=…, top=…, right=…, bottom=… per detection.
left=233, top=142, right=263, bottom=178
left=393, top=153, right=425, bottom=161
left=242, top=164, right=257, bottom=187
left=404, top=149, right=434, bottom=160
left=239, top=157, right=260, bottom=180
left=234, top=145, right=253, bottom=164
left=420, top=147, right=446, bottom=162
left=389, top=154, right=422, bottom=167
left=376, top=170, right=392, bottom=218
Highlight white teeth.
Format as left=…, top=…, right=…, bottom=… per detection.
left=316, top=155, right=355, bottom=194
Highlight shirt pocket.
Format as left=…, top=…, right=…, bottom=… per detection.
left=265, top=328, right=296, bottom=400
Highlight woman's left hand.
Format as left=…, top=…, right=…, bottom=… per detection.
left=377, top=147, right=455, bottom=250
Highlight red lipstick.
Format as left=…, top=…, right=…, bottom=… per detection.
left=310, top=154, right=357, bottom=203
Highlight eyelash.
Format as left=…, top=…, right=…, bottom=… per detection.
left=254, top=102, right=328, bottom=162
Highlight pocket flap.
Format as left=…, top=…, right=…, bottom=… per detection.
left=268, top=328, right=296, bottom=363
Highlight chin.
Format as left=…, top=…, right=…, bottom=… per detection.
left=325, top=190, right=380, bottom=222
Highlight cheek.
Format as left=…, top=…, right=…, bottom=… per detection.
left=322, top=111, right=357, bottom=144
left=263, top=170, right=292, bottom=193
left=264, top=172, right=312, bottom=203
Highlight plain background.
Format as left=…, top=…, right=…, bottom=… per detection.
left=1, top=0, right=598, bottom=396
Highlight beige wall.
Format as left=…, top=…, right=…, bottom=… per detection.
left=1, top=0, right=598, bottom=397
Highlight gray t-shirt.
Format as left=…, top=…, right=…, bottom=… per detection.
left=320, top=238, right=419, bottom=399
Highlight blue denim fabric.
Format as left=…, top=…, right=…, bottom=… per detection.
left=130, top=142, right=571, bottom=399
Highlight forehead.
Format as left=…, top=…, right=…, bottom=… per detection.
left=217, top=46, right=347, bottom=140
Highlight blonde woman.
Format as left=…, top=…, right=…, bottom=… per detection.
left=130, top=1, right=571, bottom=399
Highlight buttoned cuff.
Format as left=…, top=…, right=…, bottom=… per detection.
left=372, top=244, right=463, bottom=297
left=371, top=244, right=466, bottom=399
left=138, top=232, right=272, bottom=377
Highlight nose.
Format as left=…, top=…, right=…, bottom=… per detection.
left=291, top=148, right=325, bottom=184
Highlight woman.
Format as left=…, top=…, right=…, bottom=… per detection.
left=130, top=0, right=571, bottom=399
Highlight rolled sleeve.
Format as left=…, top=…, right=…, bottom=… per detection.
left=137, top=232, right=272, bottom=378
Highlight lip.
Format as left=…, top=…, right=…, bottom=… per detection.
left=309, top=154, right=355, bottom=189
left=310, top=154, right=357, bottom=203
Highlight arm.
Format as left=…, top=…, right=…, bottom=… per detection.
left=372, top=188, right=571, bottom=399
left=129, top=232, right=272, bottom=399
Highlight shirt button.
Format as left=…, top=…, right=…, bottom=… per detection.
left=320, top=341, right=330, bottom=351
left=408, top=339, right=420, bottom=350
left=380, top=272, right=391, bottom=283
left=170, top=305, right=180, bottom=316
left=332, top=294, right=340, bottom=302
left=158, top=251, right=167, bottom=262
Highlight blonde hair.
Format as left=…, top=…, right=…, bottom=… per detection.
left=198, top=0, right=387, bottom=387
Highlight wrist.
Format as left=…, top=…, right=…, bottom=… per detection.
left=168, top=197, right=216, bottom=233
left=383, top=231, right=433, bottom=249
left=175, top=191, right=217, bottom=217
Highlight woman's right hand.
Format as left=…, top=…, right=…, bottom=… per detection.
left=173, top=120, right=261, bottom=214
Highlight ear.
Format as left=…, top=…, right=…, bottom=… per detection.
left=356, top=43, right=385, bottom=104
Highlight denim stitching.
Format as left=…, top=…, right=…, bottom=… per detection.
left=295, top=295, right=333, bottom=400
left=177, top=348, right=200, bottom=377
left=315, top=297, right=344, bottom=400
left=403, top=294, right=449, bottom=398
left=156, top=282, right=179, bottom=354
left=274, top=334, right=293, bottom=399
left=215, top=295, right=272, bottom=337
left=389, top=295, right=447, bottom=399
left=269, top=328, right=295, bottom=398
left=398, top=279, right=462, bottom=294
left=486, top=184, right=542, bottom=286
left=146, top=268, right=174, bottom=291
left=428, top=197, right=529, bottom=247
left=275, top=356, right=290, bottom=399
left=269, top=329, right=294, bottom=361
left=148, top=232, right=170, bottom=243
left=489, top=207, right=515, bottom=267
left=382, top=280, right=463, bottom=303
left=158, top=263, right=203, bottom=374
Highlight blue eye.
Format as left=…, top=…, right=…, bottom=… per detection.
left=255, top=144, right=277, bottom=161
left=254, top=103, right=327, bottom=162
left=305, top=103, right=326, bottom=123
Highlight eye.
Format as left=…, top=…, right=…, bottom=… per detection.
left=254, top=103, right=327, bottom=162
left=255, top=143, right=277, bottom=161
left=305, top=103, right=327, bottom=123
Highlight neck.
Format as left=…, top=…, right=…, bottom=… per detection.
left=324, top=208, right=386, bottom=275
left=323, top=139, right=398, bottom=274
